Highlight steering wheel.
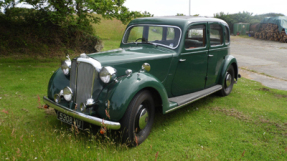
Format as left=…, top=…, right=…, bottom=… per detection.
left=135, top=38, right=144, bottom=42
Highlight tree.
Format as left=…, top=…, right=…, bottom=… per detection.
left=0, top=0, right=18, bottom=13
left=21, top=0, right=152, bottom=27
left=214, top=11, right=285, bottom=33
left=176, top=13, right=185, bottom=16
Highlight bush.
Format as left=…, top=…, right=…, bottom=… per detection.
left=0, top=8, right=100, bottom=56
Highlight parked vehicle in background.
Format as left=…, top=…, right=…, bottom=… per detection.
left=43, top=16, right=239, bottom=146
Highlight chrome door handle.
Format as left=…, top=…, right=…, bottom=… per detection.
left=179, top=59, right=186, bottom=62
left=208, top=55, right=214, bottom=57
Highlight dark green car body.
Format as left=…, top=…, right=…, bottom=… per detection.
left=44, top=16, right=238, bottom=132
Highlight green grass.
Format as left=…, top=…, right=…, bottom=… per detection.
left=92, top=15, right=127, bottom=41
left=102, top=40, right=121, bottom=51
left=1, top=53, right=287, bottom=160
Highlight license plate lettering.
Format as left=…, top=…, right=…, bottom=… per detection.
left=74, top=119, right=82, bottom=127
left=57, top=112, right=83, bottom=130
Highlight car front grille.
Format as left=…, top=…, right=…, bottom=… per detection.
left=70, top=59, right=102, bottom=109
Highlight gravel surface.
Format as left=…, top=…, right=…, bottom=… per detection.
left=230, top=36, right=287, bottom=91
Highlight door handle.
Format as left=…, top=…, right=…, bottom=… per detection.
left=208, top=55, right=214, bottom=57
left=179, top=59, right=186, bottom=62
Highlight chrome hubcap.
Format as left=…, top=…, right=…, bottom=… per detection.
left=138, top=105, right=149, bottom=130
left=225, top=73, right=232, bottom=87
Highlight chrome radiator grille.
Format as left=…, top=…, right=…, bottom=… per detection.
left=70, top=59, right=102, bottom=108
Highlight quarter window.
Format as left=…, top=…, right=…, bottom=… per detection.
left=224, top=26, right=230, bottom=44
left=210, top=24, right=223, bottom=46
left=185, top=25, right=206, bottom=49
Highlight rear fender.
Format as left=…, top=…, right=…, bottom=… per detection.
left=219, top=55, right=238, bottom=86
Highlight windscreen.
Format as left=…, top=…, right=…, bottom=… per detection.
left=123, top=25, right=181, bottom=49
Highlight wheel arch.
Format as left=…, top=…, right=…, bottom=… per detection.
left=231, top=62, right=238, bottom=81
left=140, top=87, right=163, bottom=113
left=219, top=55, right=238, bottom=86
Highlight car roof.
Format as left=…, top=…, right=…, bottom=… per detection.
left=129, top=16, right=228, bottom=29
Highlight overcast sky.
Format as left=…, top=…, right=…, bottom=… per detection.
left=125, top=0, right=287, bottom=17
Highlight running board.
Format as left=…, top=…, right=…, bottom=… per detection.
left=166, top=85, right=222, bottom=113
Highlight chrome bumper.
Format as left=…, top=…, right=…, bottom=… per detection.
left=43, top=96, right=121, bottom=130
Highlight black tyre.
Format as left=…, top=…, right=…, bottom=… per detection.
left=120, top=90, right=155, bottom=146
left=218, top=65, right=235, bottom=96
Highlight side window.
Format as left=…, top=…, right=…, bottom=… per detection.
left=224, top=26, right=230, bottom=44
left=185, top=25, right=206, bottom=49
left=210, top=24, right=223, bottom=46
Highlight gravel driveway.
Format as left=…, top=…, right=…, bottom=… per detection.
left=230, top=36, right=287, bottom=91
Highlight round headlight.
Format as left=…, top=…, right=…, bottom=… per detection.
left=99, top=66, right=116, bottom=83
left=63, top=87, right=73, bottom=101
left=61, top=59, right=71, bottom=75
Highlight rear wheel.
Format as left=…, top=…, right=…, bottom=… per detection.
left=218, top=65, right=235, bottom=96
left=120, top=90, right=155, bottom=146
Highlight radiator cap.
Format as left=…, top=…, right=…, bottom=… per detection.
left=80, top=53, right=87, bottom=58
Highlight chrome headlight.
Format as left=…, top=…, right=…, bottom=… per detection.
left=61, top=56, right=71, bottom=75
left=99, top=66, right=117, bottom=83
left=63, top=87, right=73, bottom=101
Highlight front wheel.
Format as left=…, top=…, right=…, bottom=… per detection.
left=120, top=90, right=155, bottom=146
left=218, top=65, right=235, bottom=96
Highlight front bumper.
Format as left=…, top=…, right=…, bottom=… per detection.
left=43, top=96, right=121, bottom=130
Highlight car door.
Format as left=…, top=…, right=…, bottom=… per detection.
left=205, top=23, right=228, bottom=88
left=171, top=23, right=208, bottom=96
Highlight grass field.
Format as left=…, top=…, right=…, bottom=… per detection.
left=1, top=19, right=287, bottom=160
left=92, top=16, right=127, bottom=41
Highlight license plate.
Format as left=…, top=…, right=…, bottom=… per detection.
left=57, top=112, right=84, bottom=130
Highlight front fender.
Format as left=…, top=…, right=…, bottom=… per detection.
left=47, top=68, right=70, bottom=100
left=96, top=72, right=169, bottom=122
left=219, top=55, right=238, bottom=86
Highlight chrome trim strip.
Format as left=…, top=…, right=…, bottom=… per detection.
left=91, top=70, right=96, bottom=96
left=122, top=24, right=182, bottom=49
left=74, top=62, right=78, bottom=102
left=43, top=96, right=121, bottom=130
left=165, top=86, right=222, bottom=113
left=181, top=50, right=208, bottom=55
left=77, top=57, right=102, bottom=72
left=209, top=46, right=229, bottom=51
left=185, top=46, right=207, bottom=51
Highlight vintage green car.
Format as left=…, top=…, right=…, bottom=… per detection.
left=43, top=16, right=239, bottom=146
